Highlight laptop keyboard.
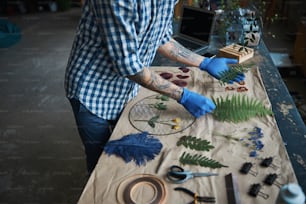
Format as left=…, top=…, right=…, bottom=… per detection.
left=174, top=36, right=204, bottom=50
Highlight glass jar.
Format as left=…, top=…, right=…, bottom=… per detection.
left=225, top=20, right=244, bottom=45
left=236, top=4, right=263, bottom=48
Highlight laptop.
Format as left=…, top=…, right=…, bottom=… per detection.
left=173, top=6, right=216, bottom=54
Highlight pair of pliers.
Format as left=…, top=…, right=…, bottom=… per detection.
left=167, top=165, right=218, bottom=184
left=174, top=187, right=215, bottom=203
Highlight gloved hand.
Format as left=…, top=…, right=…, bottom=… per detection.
left=178, top=88, right=216, bottom=118
left=199, top=57, right=245, bottom=83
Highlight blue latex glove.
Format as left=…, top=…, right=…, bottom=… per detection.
left=199, top=57, right=245, bottom=83
left=178, top=88, right=216, bottom=118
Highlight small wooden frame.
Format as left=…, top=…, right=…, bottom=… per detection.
left=218, top=44, right=254, bottom=64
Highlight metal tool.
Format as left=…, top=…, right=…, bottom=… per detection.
left=166, top=165, right=218, bottom=184
left=225, top=173, right=241, bottom=204
left=174, top=187, right=215, bottom=203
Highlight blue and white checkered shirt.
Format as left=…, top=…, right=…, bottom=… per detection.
left=65, top=0, right=177, bottom=120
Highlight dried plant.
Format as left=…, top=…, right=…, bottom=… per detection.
left=218, top=62, right=254, bottom=85
left=179, top=152, right=228, bottom=169
left=212, top=94, right=273, bottom=123
left=177, top=135, right=214, bottom=151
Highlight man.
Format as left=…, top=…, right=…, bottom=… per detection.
left=65, top=0, right=243, bottom=173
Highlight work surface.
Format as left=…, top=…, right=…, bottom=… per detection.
left=78, top=62, right=299, bottom=203
left=153, top=39, right=306, bottom=189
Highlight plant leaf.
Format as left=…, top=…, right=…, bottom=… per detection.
left=179, top=152, right=227, bottom=168
left=177, top=135, right=214, bottom=151
left=218, top=63, right=254, bottom=85
left=212, top=95, right=273, bottom=123
left=148, top=115, right=159, bottom=128
left=154, top=102, right=167, bottom=110
left=156, top=95, right=169, bottom=101
left=251, top=33, right=255, bottom=40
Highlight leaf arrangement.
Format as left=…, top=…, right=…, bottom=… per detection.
left=212, top=94, right=273, bottom=123
left=179, top=152, right=228, bottom=169
left=177, top=135, right=214, bottom=151
left=147, top=95, right=170, bottom=111
left=177, top=135, right=227, bottom=168
left=218, top=63, right=254, bottom=85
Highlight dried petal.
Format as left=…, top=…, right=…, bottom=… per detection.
left=176, top=74, right=189, bottom=79
left=178, top=67, right=190, bottom=73
left=171, top=80, right=187, bottom=87
left=159, top=72, right=173, bottom=80
left=172, top=117, right=181, bottom=123
left=172, top=125, right=180, bottom=130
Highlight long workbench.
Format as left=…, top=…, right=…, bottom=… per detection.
left=76, top=37, right=305, bottom=203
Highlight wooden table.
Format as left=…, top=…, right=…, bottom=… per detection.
left=77, top=59, right=299, bottom=203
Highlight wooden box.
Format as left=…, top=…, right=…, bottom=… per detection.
left=218, top=44, right=254, bottom=64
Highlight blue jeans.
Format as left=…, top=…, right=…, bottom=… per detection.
left=69, top=99, right=117, bottom=173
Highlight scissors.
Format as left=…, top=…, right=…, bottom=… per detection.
left=167, top=165, right=218, bottom=184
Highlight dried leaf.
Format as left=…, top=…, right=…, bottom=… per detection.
left=179, top=152, right=228, bottom=169
left=177, top=135, right=214, bottom=151
left=212, top=95, right=273, bottom=123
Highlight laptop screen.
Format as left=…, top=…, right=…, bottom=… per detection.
left=179, top=6, right=215, bottom=43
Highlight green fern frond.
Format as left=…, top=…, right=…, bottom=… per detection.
left=177, top=136, right=214, bottom=151
left=179, top=152, right=228, bottom=169
left=212, top=94, right=273, bottom=123
left=219, top=63, right=255, bottom=85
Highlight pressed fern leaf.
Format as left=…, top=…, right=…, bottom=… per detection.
left=212, top=94, right=273, bottom=123
left=176, top=135, right=214, bottom=151
left=218, top=63, right=255, bottom=85
left=179, top=152, right=228, bottom=169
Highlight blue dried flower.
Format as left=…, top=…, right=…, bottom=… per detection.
left=246, top=126, right=265, bottom=157
left=249, top=126, right=262, bottom=135
left=254, top=126, right=262, bottom=132
left=249, top=151, right=257, bottom=157
left=254, top=140, right=264, bottom=150
left=249, top=136, right=258, bottom=141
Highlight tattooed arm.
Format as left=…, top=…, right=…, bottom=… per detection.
left=128, top=39, right=211, bottom=101
left=157, top=38, right=206, bottom=67
left=127, top=67, right=183, bottom=101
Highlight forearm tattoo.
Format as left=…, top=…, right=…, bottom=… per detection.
left=169, top=39, right=199, bottom=62
left=128, top=68, right=183, bottom=100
